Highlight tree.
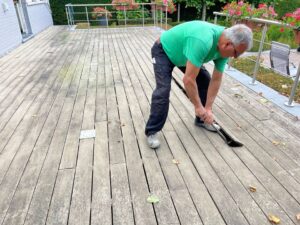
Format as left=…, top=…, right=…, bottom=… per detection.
left=181, top=0, right=229, bottom=21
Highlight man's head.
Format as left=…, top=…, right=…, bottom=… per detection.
left=218, top=24, right=253, bottom=58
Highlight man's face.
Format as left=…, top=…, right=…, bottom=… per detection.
left=219, top=41, right=248, bottom=58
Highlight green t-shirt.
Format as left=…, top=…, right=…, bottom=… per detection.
left=160, top=21, right=228, bottom=73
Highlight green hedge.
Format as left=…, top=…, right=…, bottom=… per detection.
left=50, top=0, right=111, bottom=25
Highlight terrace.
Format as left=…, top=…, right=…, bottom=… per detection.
left=0, top=23, right=300, bottom=225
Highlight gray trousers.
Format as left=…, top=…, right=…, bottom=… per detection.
left=145, top=41, right=211, bottom=136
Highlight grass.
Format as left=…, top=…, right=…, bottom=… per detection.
left=231, top=57, right=300, bottom=103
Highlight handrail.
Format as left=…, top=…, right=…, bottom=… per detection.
left=213, top=11, right=299, bottom=107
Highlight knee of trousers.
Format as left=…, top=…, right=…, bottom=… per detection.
left=152, top=85, right=171, bottom=100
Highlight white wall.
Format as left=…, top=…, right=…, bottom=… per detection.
left=27, top=2, right=53, bottom=35
left=0, top=0, right=22, bottom=57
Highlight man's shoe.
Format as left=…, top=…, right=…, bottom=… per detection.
left=194, top=117, right=220, bottom=132
left=147, top=133, right=160, bottom=149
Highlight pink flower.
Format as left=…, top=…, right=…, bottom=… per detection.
left=238, top=1, right=244, bottom=6
left=279, top=27, right=284, bottom=32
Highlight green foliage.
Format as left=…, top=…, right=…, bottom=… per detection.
left=274, top=0, right=300, bottom=18
left=116, top=8, right=152, bottom=24
left=267, top=25, right=298, bottom=48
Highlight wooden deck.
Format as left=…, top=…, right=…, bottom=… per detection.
left=0, top=26, right=300, bottom=225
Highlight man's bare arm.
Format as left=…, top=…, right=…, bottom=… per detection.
left=182, top=61, right=207, bottom=119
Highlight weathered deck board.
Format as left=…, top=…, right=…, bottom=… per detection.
left=0, top=26, right=299, bottom=225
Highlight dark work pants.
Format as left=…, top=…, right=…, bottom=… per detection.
left=145, top=41, right=211, bottom=136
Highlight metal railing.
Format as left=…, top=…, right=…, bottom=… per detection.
left=65, top=3, right=169, bottom=30
left=213, top=12, right=300, bottom=107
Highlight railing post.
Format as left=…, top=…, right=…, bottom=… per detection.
left=142, top=4, right=144, bottom=27
left=66, top=6, right=70, bottom=28
left=85, top=6, right=90, bottom=29
left=154, top=4, right=156, bottom=26
left=105, top=6, right=108, bottom=28
left=160, top=7, right=162, bottom=28
left=285, top=62, right=300, bottom=107
left=165, top=5, right=168, bottom=30
left=214, top=14, right=217, bottom=24
left=250, top=23, right=268, bottom=85
left=124, top=7, right=127, bottom=27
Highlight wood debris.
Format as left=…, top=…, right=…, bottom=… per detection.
left=234, top=93, right=243, bottom=98
left=268, top=214, right=280, bottom=224
left=249, top=186, right=257, bottom=192
left=172, top=159, right=180, bottom=165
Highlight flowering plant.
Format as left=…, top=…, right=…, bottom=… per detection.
left=92, top=7, right=112, bottom=18
left=155, top=0, right=176, bottom=14
left=112, top=0, right=139, bottom=11
left=251, top=3, right=277, bottom=19
left=222, top=1, right=277, bottom=19
left=222, top=1, right=252, bottom=18
left=282, top=8, right=300, bottom=28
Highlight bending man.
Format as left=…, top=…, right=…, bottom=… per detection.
left=145, top=21, right=253, bottom=149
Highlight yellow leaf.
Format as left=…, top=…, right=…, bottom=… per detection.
left=272, top=140, right=280, bottom=146
left=172, top=159, right=180, bottom=165
left=260, top=98, right=268, bottom=104
left=268, top=215, right=280, bottom=224
left=147, top=195, right=159, bottom=204
left=249, top=185, right=257, bottom=192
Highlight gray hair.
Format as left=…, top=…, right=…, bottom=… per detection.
left=223, top=24, right=253, bottom=50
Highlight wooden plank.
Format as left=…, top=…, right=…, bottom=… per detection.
left=68, top=139, right=93, bottom=225
left=91, top=122, right=111, bottom=225
left=104, top=29, right=125, bottom=165
left=45, top=169, right=75, bottom=225
left=110, top=163, right=135, bottom=225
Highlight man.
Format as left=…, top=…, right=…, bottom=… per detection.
left=145, top=21, right=253, bottom=149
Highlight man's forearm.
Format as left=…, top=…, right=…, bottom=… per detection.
left=184, top=79, right=203, bottom=110
left=205, top=70, right=223, bottom=109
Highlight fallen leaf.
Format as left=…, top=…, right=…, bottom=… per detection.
left=32, top=114, right=37, bottom=117
left=249, top=185, right=257, bottom=192
left=272, top=140, right=280, bottom=146
left=258, top=92, right=263, bottom=96
left=147, top=195, right=159, bottom=204
left=281, top=84, right=288, bottom=89
left=268, top=214, right=280, bottom=224
left=260, top=98, right=268, bottom=104
left=296, top=213, right=300, bottom=220
left=121, top=123, right=126, bottom=127
left=172, top=159, right=180, bottom=165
